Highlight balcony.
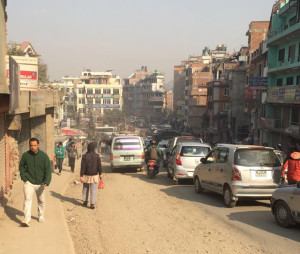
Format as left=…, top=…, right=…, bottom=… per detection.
left=262, top=117, right=300, bottom=137
left=268, top=16, right=300, bottom=45
left=267, top=84, right=300, bottom=104
left=268, top=58, right=300, bottom=74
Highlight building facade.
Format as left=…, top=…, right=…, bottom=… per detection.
left=264, top=0, right=300, bottom=153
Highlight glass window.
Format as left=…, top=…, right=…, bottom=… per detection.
left=180, top=146, right=210, bottom=157
left=79, top=98, right=85, bottom=104
left=286, top=77, right=294, bottom=86
left=113, top=89, right=119, bottom=95
left=95, top=98, right=101, bottom=104
left=87, top=88, right=93, bottom=94
left=113, top=99, right=119, bottom=104
left=205, top=149, right=219, bottom=163
left=216, top=149, right=229, bottom=163
left=95, top=89, right=101, bottom=94
left=278, top=48, right=285, bottom=63
left=113, top=138, right=141, bottom=151
left=234, top=149, right=281, bottom=167
left=277, top=78, right=283, bottom=86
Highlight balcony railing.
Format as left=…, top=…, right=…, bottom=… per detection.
left=268, top=15, right=300, bottom=43
left=263, top=117, right=300, bottom=136
left=268, top=58, right=300, bottom=73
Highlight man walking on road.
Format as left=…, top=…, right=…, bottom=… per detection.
left=281, top=143, right=300, bottom=185
left=54, top=142, right=65, bottom=175
left=19, top=138, right=52, bottom=227
left=68, top=142, right=79, bottom=173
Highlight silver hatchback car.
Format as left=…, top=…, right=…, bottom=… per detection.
left=167, top=142, right=211, bottom=184
left=193, top=145, right=282, bottom=207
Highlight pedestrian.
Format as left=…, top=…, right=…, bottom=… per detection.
left=54, top=142, right=65, bottom=175
left=80, top=143, right=102, bottom=209
left=19, top=138, right=51, bottom=227
left=281, top=143, right=300, bottom=185
left=67, top=142, right=79, bottom=173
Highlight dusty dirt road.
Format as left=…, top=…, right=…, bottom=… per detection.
left=61, top=155, right=300, bottom=254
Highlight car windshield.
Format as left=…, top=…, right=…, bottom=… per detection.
left=234, top=149, right=281, bottom=167
left=180, top=146, right=210, bottom=157
left=113, top=138, right=141, bottom=150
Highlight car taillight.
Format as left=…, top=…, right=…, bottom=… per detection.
left=176, top=153, right=182, bottom=165
left=110, top=153, right=113, bottom=160
left=232, top=168, right=241, bottom=181
left=148, top=161, right=156, bottom=166
left=142, top=152, right=145, bottom=160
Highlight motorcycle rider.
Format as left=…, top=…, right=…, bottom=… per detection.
left=146, top=139, right=162, bottom=172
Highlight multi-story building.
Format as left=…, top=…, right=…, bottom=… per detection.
left=123, top=66, right=149, bottom=116
left=263, top=0, right=300, bottom=153
left=76, top=71, right=123, bottom=120
left=245, top=21, right=269, bottom=143
left=165, top=90, right=174, bottom=113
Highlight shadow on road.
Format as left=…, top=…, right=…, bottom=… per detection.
left=4, top=205, right=38, bottom=224
left=228, top=210, right=300, bottom=242
left=50, top=191, right=82, bottom=206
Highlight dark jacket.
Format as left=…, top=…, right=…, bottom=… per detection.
left=281, top=151, right=300, bottom=181
left=19, top=150, right=52, bottom=185
left=80, top=151, right=102, bottom=177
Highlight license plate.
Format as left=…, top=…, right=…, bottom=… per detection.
left=124, top=156, right=130, bottom=161
left=256, top=170, right=266, bottom=177
left=149, top=166, right=154, bottom=170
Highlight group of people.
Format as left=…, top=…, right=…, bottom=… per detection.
left=54, top=139, right=79, bottom=175
left=19, top=137, right=102, bottom=227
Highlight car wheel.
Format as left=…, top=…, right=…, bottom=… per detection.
left=274, top=201, right=293, bottom=228
left=194, top=177, right=203, bottom=194
left=223, top=185, right=236, bottom=208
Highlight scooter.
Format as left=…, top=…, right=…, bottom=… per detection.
left=147, top=160, right=159, bottom=179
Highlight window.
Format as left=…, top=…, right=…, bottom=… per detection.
left=297, top=75, right=300, bottom=85
left=286, top=77, right=294, bottom=86
left=87, top=88, right=93, bottom=94
left=288, top=45, right=296, bottom=62
left=87, top=98, right=93, bottom=104
left=113, top=89, right=119, bottom=95
left=113, top=138, right=141, bottom=151
left=95, top=98, right=101, bottom=104
left=95, top=89, right=101, bottom=94
left=78, top=88, right=84, bottom=94
left=180, top=146, right=210, bottom=157
left=205, top=149, right=219, bottom=163
left=278, top=48, right=285, bottom=63
left=113, top=99, right=119, bottom=104
left=103, top=99, right=111, bottom=104
left=103, top=89, right=111, bottom=94
left=224, top=88, right=229, bottom=96
left=277, top=78, right=283, bottom=86
left=93, top=79, right=100, bottom=84
left=216, top=149, right=229, bottom=163
left=78, top=98, right=85, bottom=104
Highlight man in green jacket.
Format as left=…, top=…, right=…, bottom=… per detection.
left=19, top=138, right=52, bottom=227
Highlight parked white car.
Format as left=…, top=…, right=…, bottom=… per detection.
left=193, top=145, right=282, bottom=207
left=271, top=183, right=300, bottom=228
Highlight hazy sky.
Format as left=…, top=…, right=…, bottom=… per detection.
left=7, top=0, right=275, bottom=84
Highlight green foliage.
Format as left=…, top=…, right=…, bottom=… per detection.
left=7, top=43, right=25, bottom=56
left=38, top=59, right=49, bottom=84
left=102, top=109, right=124, bottom=126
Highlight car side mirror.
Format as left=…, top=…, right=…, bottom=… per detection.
left=200, top=158, right=206, bottom=163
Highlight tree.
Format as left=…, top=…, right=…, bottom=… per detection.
left=102, top=109, right=125, bottom=126
left=7, top=42, right=25, bottom=56
left=38, top=59, right=49, bottom=84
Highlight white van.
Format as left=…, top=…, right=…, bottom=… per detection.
left=110, top=136, right=145, bottom=170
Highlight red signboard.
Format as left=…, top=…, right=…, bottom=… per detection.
left=20, top=71, right=37, bottom=80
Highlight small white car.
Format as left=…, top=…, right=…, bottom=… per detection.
left=271, top=183, right=300, bottom=228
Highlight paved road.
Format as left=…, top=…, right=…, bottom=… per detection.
left=63, top=155, right=300, bottom=254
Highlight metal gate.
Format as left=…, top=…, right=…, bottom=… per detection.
left=30, top=116, right=47, bottom=153
left=0, top=113, right=6, bottom=197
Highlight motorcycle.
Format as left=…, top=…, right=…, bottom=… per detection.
left=147, top=160, right=159, bottom=179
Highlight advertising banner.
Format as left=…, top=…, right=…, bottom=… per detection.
left=249, top=77, right=267, bottom=89
left=6, top=56, right=38, bottom=91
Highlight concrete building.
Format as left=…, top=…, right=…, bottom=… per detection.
left=165, top=90, right=174, bottom=113
left=244, top=21, right=269, bottom=143
left=123, top=66, right=149, bottom=116
left=76, top=71, right=123, bottom=120
left=0, top=0, right=9, bottom=201
left=263, top=0, right=300, bottom=153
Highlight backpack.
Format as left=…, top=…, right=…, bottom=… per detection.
left=150, top=147, right=158, bottom=160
